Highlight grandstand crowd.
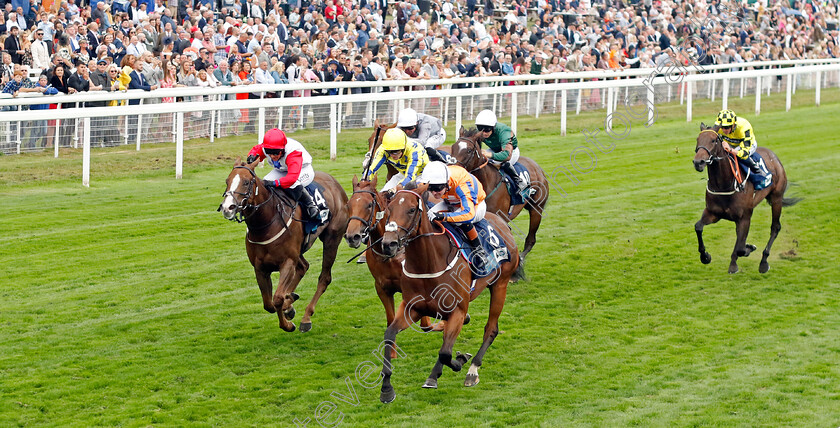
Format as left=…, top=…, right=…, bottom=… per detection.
left=1, top=0, right=838, bottom=106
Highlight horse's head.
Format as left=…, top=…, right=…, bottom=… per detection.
left=451, top=126, right=486, bottom=171
left=345, top=174, right=383, bottom=248
left=694, top=122, right=724, bottom=172
left=220, top=157, right=265, bottom=222
left=367, top=119, right=396, bottom=155
left=381, top=182, right=429, bottom=257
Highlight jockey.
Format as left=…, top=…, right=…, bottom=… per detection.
left=715, top=109, right=770, bottom=182
left=419, top=161, right=489, bottom=273
left=474, top=109, right=527, bottom=193
left=364, top=128, right=429, bottom=193
left=396, top=108, right=448, bottom=163
left=246, top=128, right=320, bottom=221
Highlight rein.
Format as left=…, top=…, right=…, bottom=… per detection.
left=456, top=136, right=505, bottom=198
left=223, top=165, right=301, bottom=245
left=696, top=131, right=745, bottom=195
left=386, top=189, right=458, bottom=276
left=345, top=187, right=390, bottom=263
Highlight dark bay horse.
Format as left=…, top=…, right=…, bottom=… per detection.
left=344, top=175, right=440, bottom=334
left=449, top=126, right=549, bottom=266
left=377, top=183, right=520, bottom=403
left=693, top=123, right=800, bottom=274
left=220, top=158, right=349, bottom=331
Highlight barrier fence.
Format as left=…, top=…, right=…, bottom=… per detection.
left=1, top=58, right=838, bottom=186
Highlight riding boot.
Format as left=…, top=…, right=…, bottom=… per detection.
left=288, top=186, right=321, bottom=222
left=742, top=155, right=763, bottom=175
left=425, top=147, right=446, bottom=163
left=501, top=161, right=526, bottom=192
left=468, top=237, right=488, bottom=275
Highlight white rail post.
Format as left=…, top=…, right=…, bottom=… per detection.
left=710, top=78, right=716, bottom=102
left=740, top=77, right=745, bottom=98
left=785, top=73, right=792, bottom=111
left=82, top=118, right=91, bottom=187
left=210, top=95, right=216, bottom=143
left=330, top=103, right=337, bottom=161
left=444, top=93, right=450, bottom=126
left=54, top=104, right=60, bottom=157
left=722, top=78, right=729, bottom=110
left=680, top=81, right=685, bottom=105
left=755, top=76, right=762, bottom=115
left=816, top=70, right=821, bottom=106
left=258, top=107, right=266, bottom=141
left=337, top=88, right=343, bottom=133
left=560, top=89, right=567, bottom=137
left=576, top=78, right=583, bottom=114
left=686, top=80, right=693, bottom=122
left=647, top=85, right=655, bottom=126
left=511, top=92, right=518, bottom=136
left=792, top=65, right=797, bottom=94
left=606, top=86, right=614, bottom=133
left=135, top=99, right=143, bottom=149
left=73, top=102, right=80, bottom=149
left=455, top=95, right=462, bottom=133
left=176, top=112, right=184, bottom=179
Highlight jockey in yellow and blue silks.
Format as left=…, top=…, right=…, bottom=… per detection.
left=364, top=128, right=429, bottom=192
left=715, top=109, right=772, bottom=189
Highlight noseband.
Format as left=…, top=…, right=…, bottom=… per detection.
left=456, top=136, right=489, bottom=173
left=222, top=165, right=276, bottom=223
left=349, top=188, right=385, bottom=242
left=386, top=189, right=426, bottom=249
left=695, top=130, right=726, bottom=165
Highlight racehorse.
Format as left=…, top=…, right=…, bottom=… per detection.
left=449, top=126, right=549, bottom=267
left=693, top=123, right=800, bottom=274
left=377, top=182, right=521, bottom=403
left=220, top=158, right=349, bottom=331
left=344, top=175, right=441, bottom=333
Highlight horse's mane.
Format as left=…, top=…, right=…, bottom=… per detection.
left=461, top=127, right=482, bottom=139
left=403, top=181, right=419, bottom=191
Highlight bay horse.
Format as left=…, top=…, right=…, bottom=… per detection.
left=377, top=182, right=520, bottom=403
left=449, top=126, right=549, bottom=267
left=220, top=158, right=349, bottom=332
left=693, top=123, right=800, bottom=274
left=343, top=175, right=441, bottom=334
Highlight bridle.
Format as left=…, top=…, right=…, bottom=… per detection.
left=221, top=165, right=277, bottom=223
left=695, top=130, right=745, bottom=195
left=348, top=188, right=385, bottom=244
left=694, top=130, right=726, bottom=165
left=385, top=189, right=426, bottom=249
left=455, top=135, right=489, bottom=174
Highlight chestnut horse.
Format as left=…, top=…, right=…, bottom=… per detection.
left=693, top=123, right=800, bottom=274
left=220, top=158, right=349, bottom=331
left=449, top=127, right=549, bottom=266
left=344, top=175, right=440, bottom=333
left=377, top=183, right=520, bottom=403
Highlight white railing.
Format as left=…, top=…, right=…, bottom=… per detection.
left=1, top=58, right=839, bottom=186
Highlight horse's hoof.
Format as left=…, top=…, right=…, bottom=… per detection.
left=700, top=252, right=712, bottom=264
left=422, top=378, right=438, bottom=389
left=463, top=314, right=471, bottom=325
left=264, top=305, right=277, bottom=314
left=455, top=352, right=473, bottom=365
left=284, top=307, right=296, bottom=320
left=728, top=266, right=739, bottom=274
left=290, top=292, right=300, bottom=302
left=380, top=388, right=396, bottom=404
left=300, top=322, right=312, bottom=333
left=464, top=373, right=480, bottom=387
left=746, top=244, right=757, bottom=254
left=759, top=261, right=770, bottom=273
left=281, top=322, right=296, bottom=332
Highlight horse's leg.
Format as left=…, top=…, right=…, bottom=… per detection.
left=279, top=256, right=309, bottom=321
left=760, top=196, right=783, bottom=273
left=376, top=282, right=397, bottom=328
left=380, top=300, right=419, bottom=404
left=465, top=281, right=508, bottom=387
left=520, top=203, right=543, bottom=263
left=300, top=231, right=341, bottom=332
left=695, top=209, right=719, bottom=265
left=729, top=215, right=753, bottom=274
left=423, top=308, right=469, bottom=389
left=254, top=266, right=276, bottom=313
left=272, top=259, right=298, bottom=332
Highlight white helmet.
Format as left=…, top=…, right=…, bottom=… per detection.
left=397, top=108, right=419, bottom=128
left=419, top=161, right=449, bottom=185
left=475, top=109, right=497, bottom=127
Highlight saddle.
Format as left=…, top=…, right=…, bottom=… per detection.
left=731, top=152, right=772, bottom=191
left=498, top=161, right=532, bottom=205
left=439, top=219, right=510, bottom=279
left=268, top=182, right=330, bottom=251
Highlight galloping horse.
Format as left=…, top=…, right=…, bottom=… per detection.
left=377, top=182, right=521, bottom=403
left=693, top=123, right=800, bottom=274
left=220, top=158, right=349, bottom=331
left=449, top=127, right=549, bottom=265
left=344, top=175, right=439, bottom=333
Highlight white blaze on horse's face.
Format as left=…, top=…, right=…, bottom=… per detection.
left=222, top=174, right=241, bottom=220
left=457, top=140, right=469, bottom=152
left=398, top=197, right=405, bottom=205
left=385, top=221, right=399, bottom=233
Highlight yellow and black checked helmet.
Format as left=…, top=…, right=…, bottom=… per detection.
left=716, top=109, right=737, bottom=127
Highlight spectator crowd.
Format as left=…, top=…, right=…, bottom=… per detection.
left=1, top=0, right=838, bottom=146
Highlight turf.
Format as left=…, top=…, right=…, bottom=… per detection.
left=1, top=88, right=838, bottom=427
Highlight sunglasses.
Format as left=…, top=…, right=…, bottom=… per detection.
left=264, top=148, right=284, bottom=155
left=399, top=126, right=415, bottom=131
left=428, top=183, right=446, bottom=192
left=386, top=149, right=403, bottom=156
left=477, top=125, right=493, bottom=132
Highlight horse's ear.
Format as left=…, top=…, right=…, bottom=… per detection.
left=700, top=122, right=707, bottom=130
left=234, top=156, right=242, bottom=166
left=352, top=174, right=359, bottom=189
left=373, top=118, right=380, bottom=128
left=711, top=124, right=721, bottom=132
left=459, top=126, right=466, bottom=136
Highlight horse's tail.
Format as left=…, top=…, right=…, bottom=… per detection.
left=780, top=181, right=802, bottom=207
left=511, top=257, right=527, bottom=282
